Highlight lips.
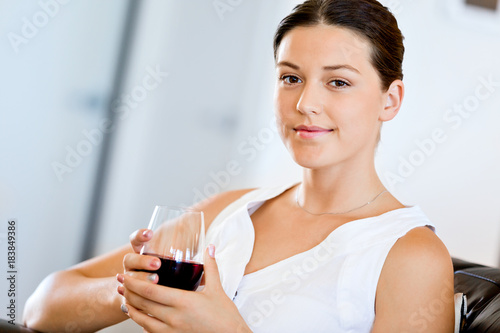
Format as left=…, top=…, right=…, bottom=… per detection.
left=294, top=125, right=334, bottom=139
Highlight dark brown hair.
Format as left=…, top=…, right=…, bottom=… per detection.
left=273, top=0, right=404, bottom=91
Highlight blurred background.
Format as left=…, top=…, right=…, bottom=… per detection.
left=1, top=0, right=499, bottom=331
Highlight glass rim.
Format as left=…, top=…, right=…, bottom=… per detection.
left=152, top=205, right=204, bottom=214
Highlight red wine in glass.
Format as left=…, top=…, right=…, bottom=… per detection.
left=142, top=253, right=204, bottom=291
left=140, top=206, right=205, bottom=291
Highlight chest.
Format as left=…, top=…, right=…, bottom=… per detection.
left=243, top=199, right=351, bottom=275
left=234, top=232, right=380, bottom=333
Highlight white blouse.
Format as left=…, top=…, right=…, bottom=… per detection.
left=205, top=184, right=435, bottom=332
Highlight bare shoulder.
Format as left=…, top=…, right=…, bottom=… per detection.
left=384, top=226, right=453, bottom=273
left=373, top=227, right=455, bottom=332
left=192, top=188, right=256, bottom=230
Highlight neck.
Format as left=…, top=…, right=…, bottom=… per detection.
left=298, top=157, right=385, bottom=214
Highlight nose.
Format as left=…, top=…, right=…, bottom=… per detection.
left=296, top=82, right=323, bottom=115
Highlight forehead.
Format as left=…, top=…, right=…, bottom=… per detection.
left=276, top=24, right=373, bottom=70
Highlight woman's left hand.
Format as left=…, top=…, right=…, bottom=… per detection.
left=117, top=245, right=251, bottom=333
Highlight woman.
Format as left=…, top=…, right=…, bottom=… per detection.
left=24, top=0, right=455, bottom=332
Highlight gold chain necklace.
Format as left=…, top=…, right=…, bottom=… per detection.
left=295, top=184, right=388, bottom=216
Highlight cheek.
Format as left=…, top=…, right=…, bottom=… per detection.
left=274, top=86, right=297, bottom=114
left=337, top=100, right=382, bottom=141
left=274, top=90, right=292, bottom=128
left=274, top=113, right=288, bottom=143
left=274, top=90, right=283, bottom=113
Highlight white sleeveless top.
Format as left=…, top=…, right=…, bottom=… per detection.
left=205, top=184, right=435, bottom=332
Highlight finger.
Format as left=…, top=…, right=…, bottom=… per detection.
left=123, top=252, right=161, bottom=273
left=203, top=244, right=222, bottom=291
left=126, top=271, right=159, bottom=283
left=121, top=285, right=160, bottom=314
left=121, top=273, right=187, bottom=306
left=121, top=280, right=179, bottom=325
left=118, top=271, right=159, bottom=284
left=129, top=229, right=153, bottom=253
left=122, top=302, right=170, bottom=333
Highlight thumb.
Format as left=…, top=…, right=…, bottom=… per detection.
left=203, top=244, right=222, bottom=291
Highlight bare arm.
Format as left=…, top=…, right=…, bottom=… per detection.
left=372, top=227, right=455, bottom=333
left=23, top=188, right=254, bottom=332
left=23, top=244, right=132, bottom=332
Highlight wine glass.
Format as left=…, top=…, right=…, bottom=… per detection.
left=140, top=205, right=205, bottom=291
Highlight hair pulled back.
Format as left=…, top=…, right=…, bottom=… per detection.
left=274, top=0, right=404, bottom=91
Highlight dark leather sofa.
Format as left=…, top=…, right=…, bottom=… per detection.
left=453, top=258, right=500, bottom=332
left=1, top=257, right=499, bottom=332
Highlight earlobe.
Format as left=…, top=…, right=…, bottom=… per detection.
left=380, top=80, right=404, bottom=122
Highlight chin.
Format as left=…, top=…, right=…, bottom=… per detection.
left=289, top=151, right=330, bottom=170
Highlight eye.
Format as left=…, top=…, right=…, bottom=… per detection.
left=329, top=80, right=350, bottom=88
left=280, top=75, right=302, bottom=85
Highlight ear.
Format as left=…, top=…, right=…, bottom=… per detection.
left=379, top=80, right=404, bottom=122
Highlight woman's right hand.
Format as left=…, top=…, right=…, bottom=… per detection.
left=120, top=229, right=161, bottom=284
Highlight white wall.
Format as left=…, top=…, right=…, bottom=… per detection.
left=0, top=0, right=128, bottom=324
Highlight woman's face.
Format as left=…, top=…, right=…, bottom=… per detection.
left=274, top=24, right=392, bottom=170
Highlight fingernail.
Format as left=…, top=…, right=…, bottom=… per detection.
left=121, top=304, right=129, bottom=314
left=151, top=259, right=161, bottom=268
left=147, top=273, right=158, bottom=282
left=208, top=244, right=215, bottom=258
left=116, top=274, right=124, bottom=283
left=117, top=286, right=124, bottom=296
left=142, top=229, right=152, bottom=238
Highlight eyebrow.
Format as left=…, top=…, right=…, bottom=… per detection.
left=276, top=61, right=360, bottom=74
